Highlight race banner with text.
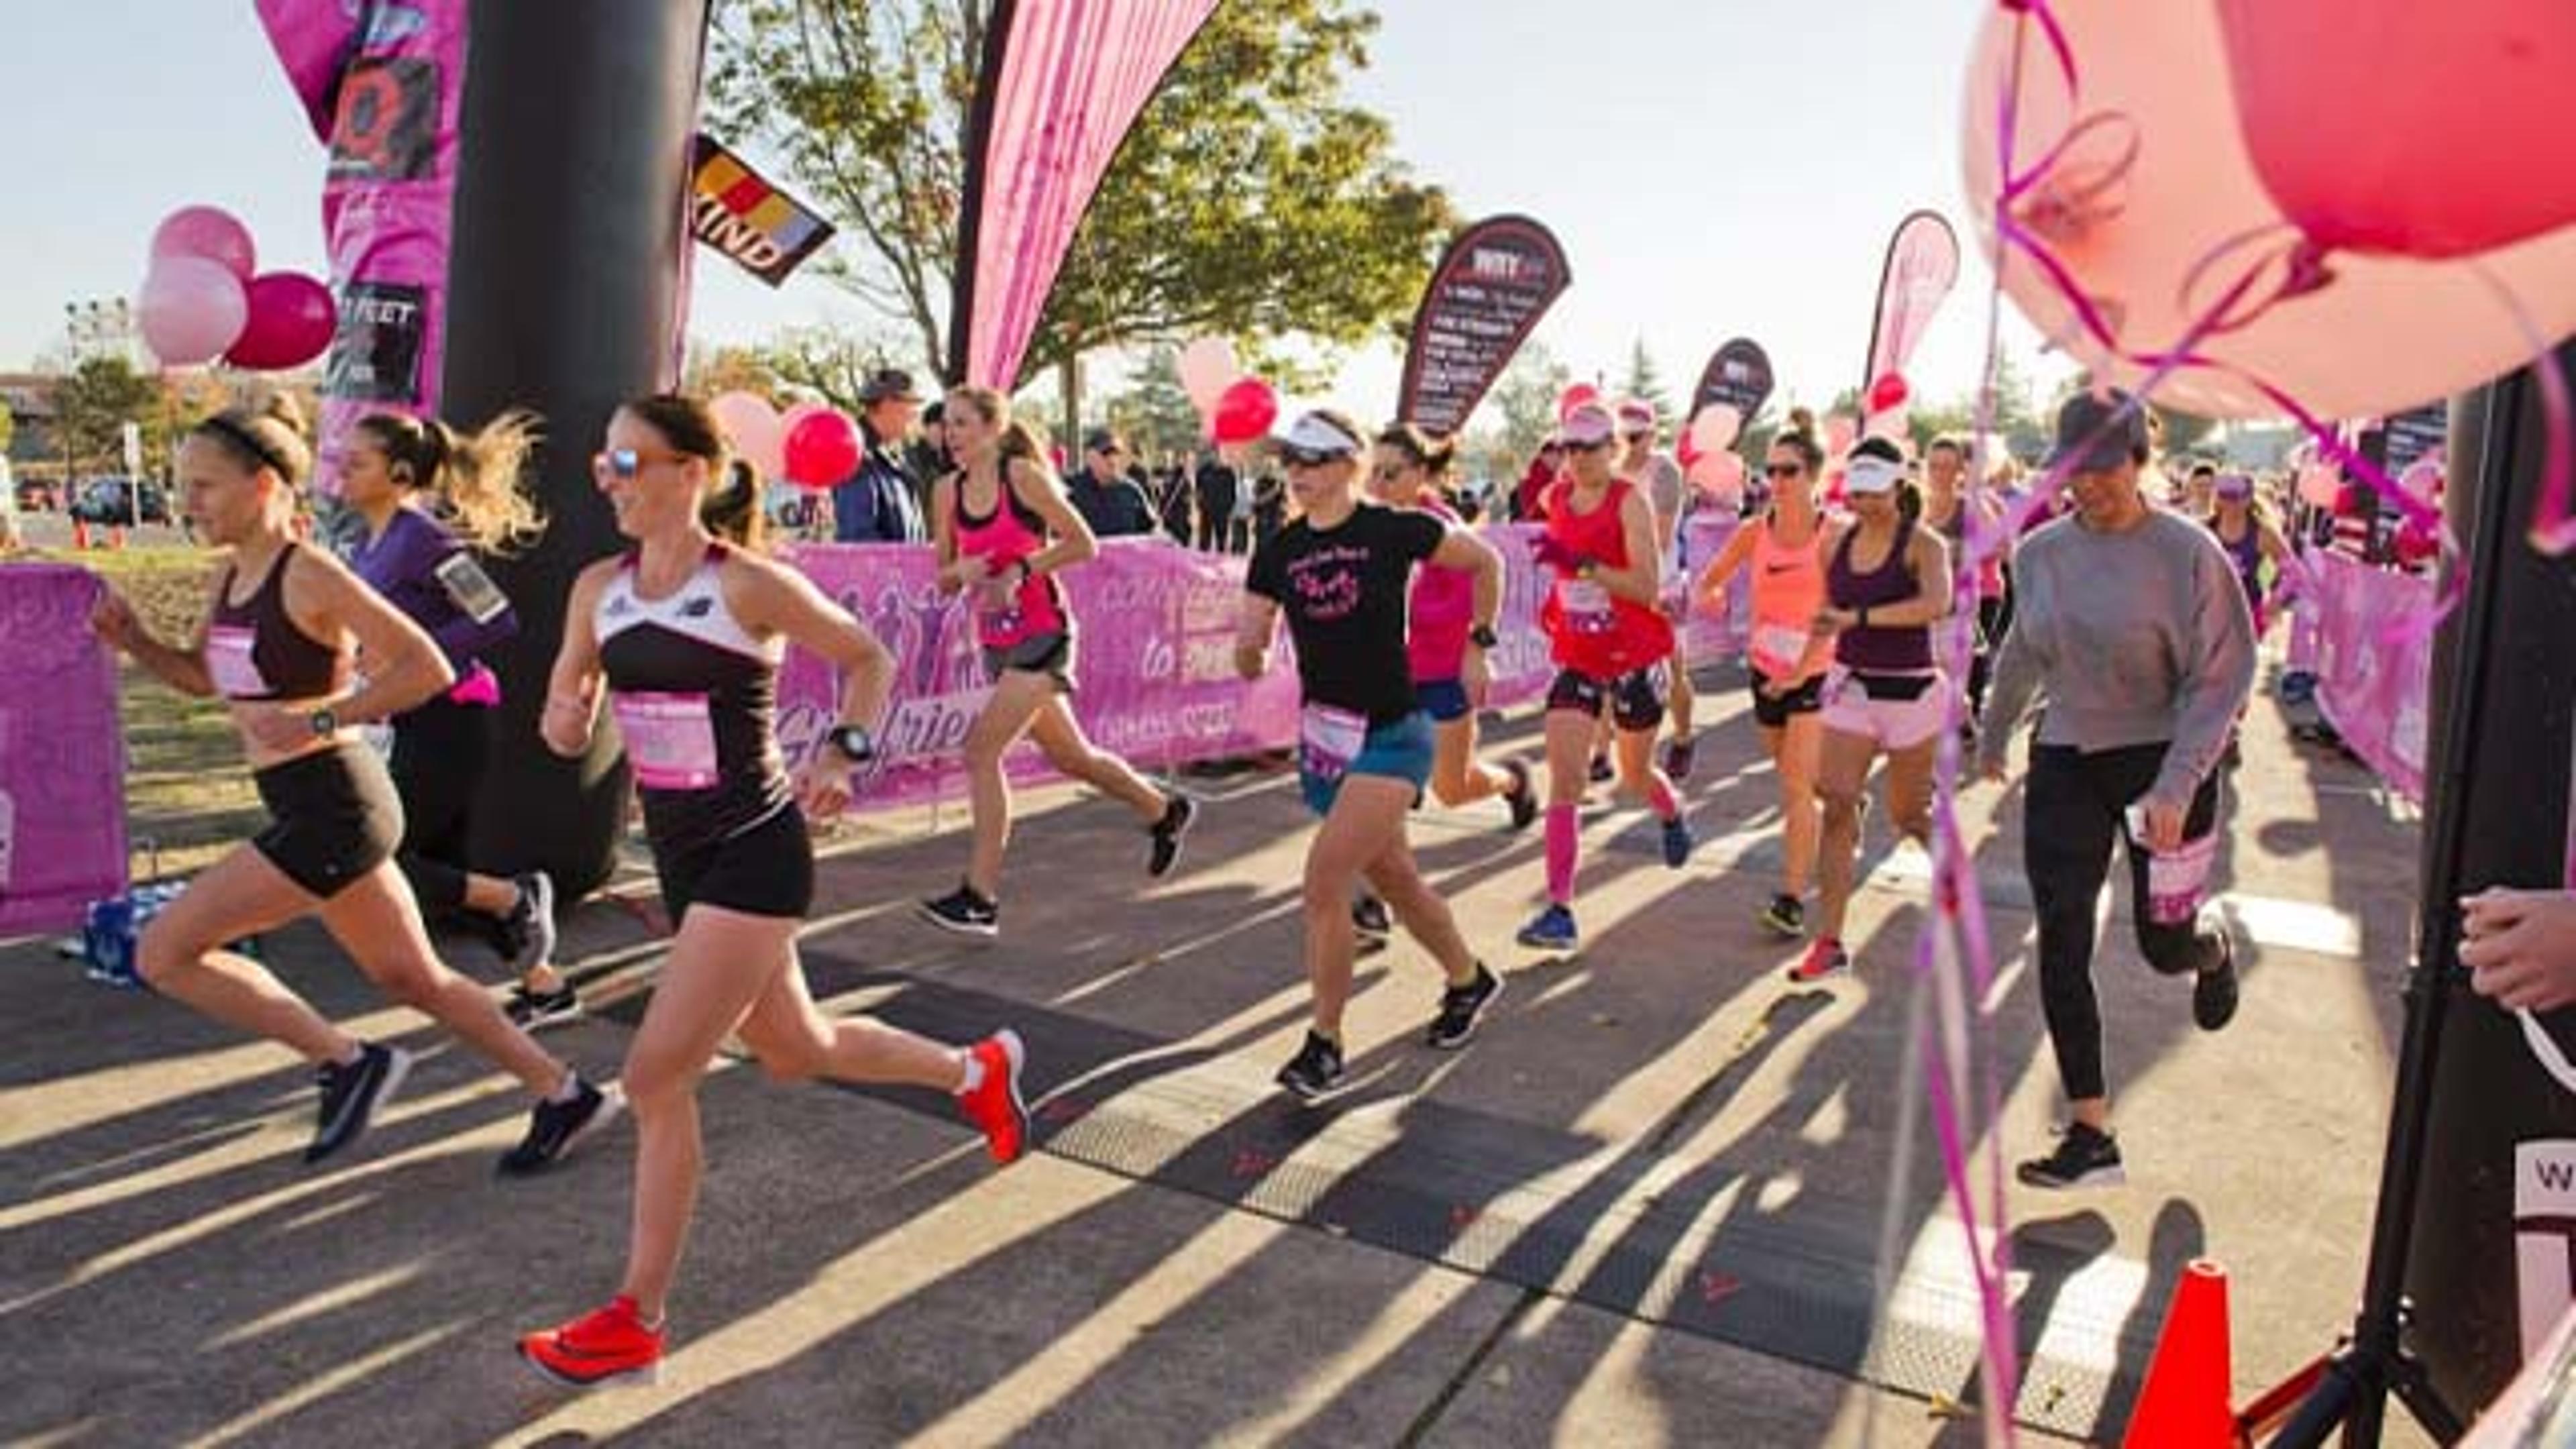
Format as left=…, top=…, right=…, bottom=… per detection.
left=1398, top=215, right=1572, bottom=437
left=775, top=527, right=1751, bottom=805
left=2307, top=551, right=2434, bottom=804
left=690, top=133, right=835, bottom=287
left=0, top=567, right=127, bottom=933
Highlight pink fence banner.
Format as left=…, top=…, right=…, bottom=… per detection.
left=963, top=0, right=1221, bottom=389
left=0, top=567, right=127, bottom=934
left=2308, top=551, right=2434, bottom=804
left=773, top=525, right=1754, bottom=808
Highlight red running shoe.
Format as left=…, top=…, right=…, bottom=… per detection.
left=958, top=1030, right=1030, bottom=1165
left=1786, top=936, right=1851, bottom=985
left=519, top=1294, right=664, bottom=1388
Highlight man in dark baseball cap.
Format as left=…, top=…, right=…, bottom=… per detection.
left=833, top=369, right=927, bottom=543
left=1068, top=426, right=1155, bottom=538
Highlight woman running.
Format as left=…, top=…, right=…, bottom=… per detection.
left=2204, top=472, right=2292, bottom=638
left=1516, top=401, right=1693, bottom=953
left=89, top=396, right=614, bottom=1171
left=1918, top=434, right=2010, bottom=722
left=1239, top=409, right=1507, bottom=1101
left=1978, top=390, right=2253, bottom=1189
left=1792, top=437, right=1954, bottom=984
left=341, top=409, right=576, bottom=1027
left=1696, top=425, right=1835, bottom=939
left=1615, top=396, right=1701, bottom=780
left=518, top=394, right=1028, bottom=1386
left=916, top=386, right=1195, bottom=937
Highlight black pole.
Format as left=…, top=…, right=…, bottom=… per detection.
left=444, top=0, right=712, bottom=901
left=946, top=0, right=1018, bottom=388
left=2271, top=339, right=2576, bottom=1447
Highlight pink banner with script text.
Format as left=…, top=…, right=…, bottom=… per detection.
left=0, top=567, right=127, bottom=933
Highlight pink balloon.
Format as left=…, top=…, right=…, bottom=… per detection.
left=1176, top=337, right=1240, bottom=413
left=1687, top=450, right=1746, bottom=505
left=2297, top=464, right=2343, bottom=508
left=2218, top=3, right=2576, bottom=261
left=1687, top=404, right=1741, bottom=457
left=782, top=409, right=863, bottom=491
left=137, top=257, right=250, bottom=367
left=1824, top=414, right=1858, bottom=458
left=1964, top=0, right=2576, bottom=420
left=1557, top=384, right=1601, bottom=423
left=223, top=272, right=335, bottom=370
left=1211, top=376, right=1280, bottom=445
left=710, top=392, right=787, bottom=480
left=151, top=205, right=257, bottom=280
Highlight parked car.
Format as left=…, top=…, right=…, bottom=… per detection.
left=68, top=476, right=174, bottom=526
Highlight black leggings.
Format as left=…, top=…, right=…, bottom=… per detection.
left=1969, top=594, right=2010, bottom=717
left=388, top=695, right=503, bottom=951
left=2025, top=742, right=2226, bottom=1103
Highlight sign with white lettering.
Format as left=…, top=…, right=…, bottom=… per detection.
left=1397, top=215, right=1571, bottom=437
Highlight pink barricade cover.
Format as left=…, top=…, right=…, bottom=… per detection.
left=2307, top=551, right=2433, bottom=804
left=775, top=523, right=1751, bottom=805
left=0, top=567, right=127, bottom=933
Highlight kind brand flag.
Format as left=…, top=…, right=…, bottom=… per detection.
left=1398, top=215, right=1574, bottom=436
left=690, top=133, right=835, bottom=288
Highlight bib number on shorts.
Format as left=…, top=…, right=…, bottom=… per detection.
left=1558, top=579, right=1615, bottom=635
left=1299, top=704, right=1368, bottom=784
left=614, top=691, right=721, bottom=791
left=205, top=625, right=269, bottom=697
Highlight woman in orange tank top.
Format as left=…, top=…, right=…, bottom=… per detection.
left=1696, top=426, right=1836, bottom=940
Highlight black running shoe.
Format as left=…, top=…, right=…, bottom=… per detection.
left=307, top=1042, right=412, bottom=1165
left=505, top=982, right=584, bottom=1032
left=1426, top=963, right=1503, bottom=1049
left=1501, top=759, right=1538, bottom=833
left=918, top=885, right=1000, bottom=938
left=1761, top=893, right=1806, bottom=938
left=2015, top=1122, right=2125, bottom=1190
left=504, top=871, right=559, bottom=977
left=1352, top=893, right=1393, bottom=941
left=2194, top=932, right=2240, bottom=1032
left=1147, top=793, right=1197, bottom=878
left=1663, top=737, right=1697, bottom=782
left=1276, top=1030, right=1347, bottom=1103
left=1587, top=753, right=1614, bottom=784
left=498, top=1077, right=622, bottom=1177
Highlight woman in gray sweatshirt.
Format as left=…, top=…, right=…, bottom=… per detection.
left=1976, top=388, right=2257, bottom=1191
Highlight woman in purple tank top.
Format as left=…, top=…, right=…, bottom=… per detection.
left=1792, top=437, right=1953, bottom=984
left=2203, top=472, right=2291, bottom=636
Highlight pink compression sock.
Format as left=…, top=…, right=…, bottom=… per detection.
left=1545, top=804, right=1578, bottom=904
left=1647, top=775, right=1678, bottom=819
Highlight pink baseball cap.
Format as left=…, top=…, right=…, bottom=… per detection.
left=1613, top=396, right=1657, bottom=433
left=1559, top=402, right=1618, bottom=448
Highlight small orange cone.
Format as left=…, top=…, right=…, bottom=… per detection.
left=2122, top=1258, right=2236, bottom=1448
left=72, top=519, right=91, bottom=550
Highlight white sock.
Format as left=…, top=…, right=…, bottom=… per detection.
left=955, top=1049, right=985, bottom=1095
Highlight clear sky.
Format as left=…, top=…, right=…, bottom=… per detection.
left=0, top=1, right=2066, bottom=425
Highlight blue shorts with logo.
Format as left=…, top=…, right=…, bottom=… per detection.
left=1299, top=710, right=1435, bottom=816
left=1414, top=678, right=1472, bottom=724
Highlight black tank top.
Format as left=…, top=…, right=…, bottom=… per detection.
left=1828, top=519, right=1933, bottom=673
left=205, top=543, right=350, bottom=700
left=594, top=545, right=792, bottom=854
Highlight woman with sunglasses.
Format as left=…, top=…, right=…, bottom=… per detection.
left=519, top=394, right=1029, bottom=1387
left=89, top=396, right=615, bottom=1172
left=1516, top=401, right=1693, bottom=953
left=1792, top=436, right=1955, bottom=984
left=916, top=386, right=1196, bottom=938
left=341, top=408, right=578, bottom=1028
left=1239, top=409, right=1507, bottom=1101
left=1696, top=425, right=1835, bottom=939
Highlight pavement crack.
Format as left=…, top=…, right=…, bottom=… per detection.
left=1395, top=1287, right=1542, bottom=1448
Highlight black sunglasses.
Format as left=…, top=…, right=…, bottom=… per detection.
left=1562, top=437, right=1610, bottom=454
left=1281, top=446, right=1347, bottom=468
left=1765, top=463, right=1805, bottom=480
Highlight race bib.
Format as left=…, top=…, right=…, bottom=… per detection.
left=434, top=553, right=511, bottom=625
left=205, top=625, right=268, bottom=697
left=1299, top=703, right=1368, bottom=784
left=613, top=691, right=721, bottom=791
left=1558, top=579, right=1615, bottom=635
left=1750, top=621, right=1811, bottom=679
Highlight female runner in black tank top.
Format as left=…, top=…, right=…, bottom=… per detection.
left=517, top=394, right=1030, bottom=1389
left=89, top=397, right=613, bottom=1173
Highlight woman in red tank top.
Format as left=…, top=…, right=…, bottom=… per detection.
left=1515, top=402, right=1691, bottom=953
left=88, top=397, right=613, bottom=1176
left=916, top=386, right=1195, bottom=937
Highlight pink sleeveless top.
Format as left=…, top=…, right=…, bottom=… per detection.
left=1405, top=495, right=1473, bottom=683
left=951, top=470, right=1069, bottom=648
left=1746, top=513, right=1827, bottom=679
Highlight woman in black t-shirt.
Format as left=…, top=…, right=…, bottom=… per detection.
left=1238, top=409, right=1508, bottom=1102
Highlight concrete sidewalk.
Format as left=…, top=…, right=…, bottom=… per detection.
left=0, top=661, right=2432, bottom=1446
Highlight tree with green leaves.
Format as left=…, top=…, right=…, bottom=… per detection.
left=0, top=398, right=15, bottom=456
left=50, top=358, right=157, bottom=483
left=708, top=0, right=1454, bottom=435
left=1619, top=338, right=1673, bottom=422
left=1103, top=345, right=1203, bottom=462
left=1487, top=340, right=1572, bottom=474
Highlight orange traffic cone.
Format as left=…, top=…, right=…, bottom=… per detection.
left=2122, top=1258, right=2236, bottom=1448
left=72, top=519, right=91, bottom=550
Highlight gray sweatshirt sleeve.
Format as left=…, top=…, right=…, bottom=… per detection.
left=1975, top=560, right=2045, bottom=776
left=2150, top=536, right=2258, bottom=804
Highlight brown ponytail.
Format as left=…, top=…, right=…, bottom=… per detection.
left=356, top=409, right=547, bottom=553
left=192, top=392, right=313, bottom=488
left=619, top=393, right=768, bottom=551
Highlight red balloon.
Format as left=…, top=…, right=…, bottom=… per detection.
left=782, top=409, right=863, bottom=490
left=1210, top=376, right=1279, bottom=445
left=223, top=272, right=337, bottom=370
left=2218, top=2, right=2576, bottom=261
left=1867, top=370, right=1910, bottom=415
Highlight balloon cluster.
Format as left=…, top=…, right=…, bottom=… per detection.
left=1177, top=338, right=1279, bottom=447
left=708, top=391, right=863, bottom=492
left=137, top=206, right=334, bottom=370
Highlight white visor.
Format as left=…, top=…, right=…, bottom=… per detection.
left=1844, top=455, right=1906, bottom=496
left=1279, top=411, right=1363, bottom=457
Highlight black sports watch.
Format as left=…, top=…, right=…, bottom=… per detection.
left=307, top=706, right=339, bottom=737
left=1468, top=624, right=1500, bottom=651
left=826, top=723, right=877, bottom=763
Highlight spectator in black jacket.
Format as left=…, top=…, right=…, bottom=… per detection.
left=1067, top=428, right=1157, bottom=538
left=830, top=368, right=927, bottom=543
left=1193, top=452, right=1240, bottom=553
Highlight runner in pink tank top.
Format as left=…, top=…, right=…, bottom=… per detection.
left=916, top=385, right=1198, bottom=938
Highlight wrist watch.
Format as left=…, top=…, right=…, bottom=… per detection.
left=307, top=706, right=339, bottom=737
left=826, top=723, right=877, bottom=763
left=1468, top=624, right=1499, bottom=651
